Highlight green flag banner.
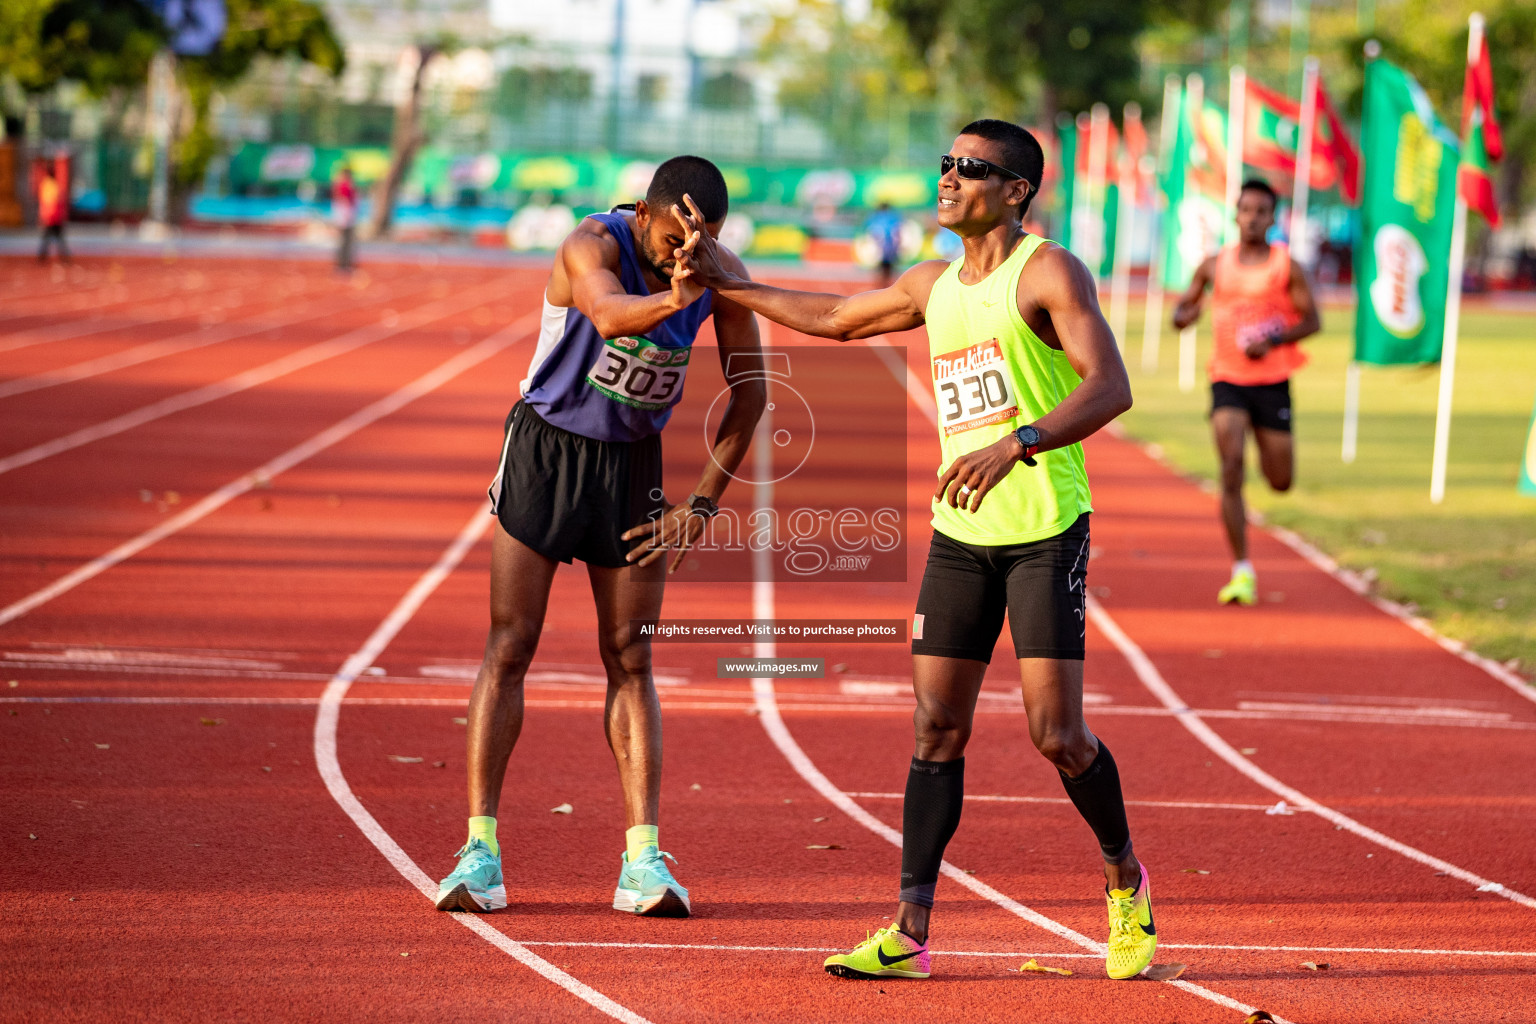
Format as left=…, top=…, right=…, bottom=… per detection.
left=1520, top=391, right=1536, bottom=497
left=1056, top=114, right=1077, bottom=252
left=1159, top=85, right=1228, bottom=290
left=1100, top=181, right=1119, bottom=279
left=1354, top=59, right=1460, bottom=366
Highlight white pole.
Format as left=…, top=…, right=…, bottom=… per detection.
left=1225, top=65, right=1246, bottom=244
left=142, top=49, right=175, bottom=241
left=1070, top=111, right=1090, bottom=264
left=1291, top=57, right=1319, bottom=262
left=1142, top=74, right=1182, bottom=375
left=1179, top=325, right=1197, bottom=392
left=1429, top=14, right=1481, bottom=504
left=1342, top=360, right=1360, bottom=462
left=1109, top=102, right=1140, bottom=352
left=1087, top=103, right=1111, bottom=277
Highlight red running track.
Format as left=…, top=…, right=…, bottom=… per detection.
left=2, top=255, right=1533, bottom=1024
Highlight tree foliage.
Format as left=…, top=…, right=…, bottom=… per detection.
left=0, top=0, right=344, bottom=215
left=880, top=0, right=1220, bottom=119
left=1334, top=0, right=1536, bottom=207
left=175, top=0, right=345, bottom=190
left=0, top=0, right=162, bottom=98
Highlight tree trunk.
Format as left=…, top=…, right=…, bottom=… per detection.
left=369, top=45, right=437, bottom=239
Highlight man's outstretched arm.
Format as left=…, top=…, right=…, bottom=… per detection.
left=673, top=196, right=939, bottom=340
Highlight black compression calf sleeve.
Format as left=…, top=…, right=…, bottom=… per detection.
left=1058, top=741, right=1133, bottom=863
left=899, top=756, right=965, bottom=909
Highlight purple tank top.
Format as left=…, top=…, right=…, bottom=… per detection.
left=521, top=211, right=713, bottom=442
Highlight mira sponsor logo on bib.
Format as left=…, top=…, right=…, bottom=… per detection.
left=932, top=339, right=1019, bottom=437
left=587, top=336, right=691, bottom=411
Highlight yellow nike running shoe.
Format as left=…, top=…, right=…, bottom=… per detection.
left=823, top=924, right=931, bottom=979
left=1105, top=865, right=1157, bottom=980
left=1218, top=566, right=1257, bottom=606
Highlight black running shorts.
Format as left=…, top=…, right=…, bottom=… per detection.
left=910, top=513, right=1090, bottom=663
left=1211, top=379, right=1292, bottom=433
left=489, top=401, right=666, bottom=568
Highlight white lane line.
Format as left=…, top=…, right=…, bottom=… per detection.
left=1112, top=424, right=1536, bottom=708
left=750, top=679, right=1286, bottom=1020
left=0, top=313, right=536, bottom=628
left=7, top=689, right=1530, bottom=730
left=744, top=382, right=1286, bottom=1022
left=0, top=281, right=417, bottom=399
left=519, top=939, right=1536, bottom=960
left=1088, top=598, right=1536, bottom=911
left=876, top=337, right=1536, bottom=913
left=846, top=792, right=1282, bottom=813
left=313, top=504, right=653, bottom=1024
left=0, top=284, right=196, bottom=345
left=0, top=278, right=505, bottom=477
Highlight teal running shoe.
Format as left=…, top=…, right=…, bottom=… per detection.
left=435, top=838, right=506, bottom=912
left=612, top=847, right=690, bottom=917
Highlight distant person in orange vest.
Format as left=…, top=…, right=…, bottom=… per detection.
left=333, top=164, right=358, bottom=271
left=36, top=164, right=70, bottom=264
left=1172, top=178, right=1320, bottom=606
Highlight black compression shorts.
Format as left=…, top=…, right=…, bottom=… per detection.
left=489, top=401, right=666, bottom=567
left=1211, top=379, right=1292, bottom=433
left=910, top=514, right=1090, bottom=663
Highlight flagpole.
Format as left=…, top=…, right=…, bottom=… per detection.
left=1087, top=103, right=1111, bottom=278
left=1142, top=74, right=1181, bottom=375
left=1225, top=65, right=1246, bottom=244
left=1109, top=102, right=1140, bottom=352
left=1429, top=14, right=1482, bottom=504
left=1291, top=57, right=1319, bottom=260
left=1071, top=111, right=1090, bottom=264
left=1179, top=72, right=1205, bottom=393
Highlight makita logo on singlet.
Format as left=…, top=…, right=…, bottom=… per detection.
left=932, top=340, right=1003, bottom=378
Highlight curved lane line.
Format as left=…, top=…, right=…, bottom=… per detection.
left=1087, top=598, right=1536, bottom=910
left=0, top=315, right=537, bottom=629
left=1109, top=424, right=1536, bottom=708
left=742, top=378, right=1288, bottom=1022
left=312, top=505, right=653, bottom=1024
left=871, top=334, right=1536, bottom=911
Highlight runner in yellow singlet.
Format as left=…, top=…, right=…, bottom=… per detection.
left=675, top=120, right=1158, bottom=982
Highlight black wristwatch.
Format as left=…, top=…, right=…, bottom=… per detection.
left=1012, top=424, right=1041, bottom=467
left=687, top=493, right=720, bottom=518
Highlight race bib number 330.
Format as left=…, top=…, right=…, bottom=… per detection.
left=587, top=336, right=691, bottom=411
left=932, top=339, right=1019, bottom=437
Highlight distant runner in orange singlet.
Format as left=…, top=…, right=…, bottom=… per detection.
left=1172, top=178, right=1320, bottom=606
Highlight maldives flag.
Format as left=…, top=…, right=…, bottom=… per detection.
left=1242, top=78, right=1360, bottom=204
left=1459, top=32, right=1503, bottom=226
left=1122, top=108, right=1152, bottom=203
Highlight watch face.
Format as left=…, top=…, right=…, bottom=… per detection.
left=1017, top=425, right=1040, bottom=446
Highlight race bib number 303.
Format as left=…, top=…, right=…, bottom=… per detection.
left=586, top=336, right=691, bottom=411
left=932, top=339, right=1019, bottom=437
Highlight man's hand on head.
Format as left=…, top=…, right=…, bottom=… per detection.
left=668, top=257, right=705, bottom=310
left=672, top=194, right=735, bottom=290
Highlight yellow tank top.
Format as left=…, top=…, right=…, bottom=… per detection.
left=926, top=234, right=1093, bottom=545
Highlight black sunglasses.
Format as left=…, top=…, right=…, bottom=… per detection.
left=940, top=154, right=1025, bottom=181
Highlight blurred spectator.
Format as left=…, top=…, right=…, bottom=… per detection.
left=334, top=165, right=358, bottom=271
left=36, top=163, right=69, bottom=263
left=866, top=202, right=902, bottom=286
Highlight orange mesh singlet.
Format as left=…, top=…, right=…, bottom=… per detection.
left=1208, top=242, right=1306, bottom=386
